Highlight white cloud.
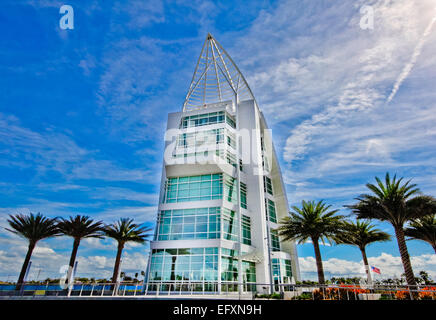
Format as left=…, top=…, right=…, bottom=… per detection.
left=0, top=241, right=150, bottom=281
left=82, top=238, right=116, bottom=251
left=0, top=112, right=157, bottom=183
left=299, top=252, right=436, bottom=280
left=33, top=247, right=56, bottom=256
left=0, top=112, right=87, bottom=175
left=111, top=0, right=165, bottom=29
left=225, top=0, right=436, bottom=208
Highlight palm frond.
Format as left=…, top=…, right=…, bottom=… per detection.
left=57, top=215, right=105, bottom=240
left=333, top=220, right=390, bottom=249
left=344, top=172, right=434, bottom=228
left=5, top=212, right=60, bottom=244
left=278, top=200, right=344, bottom=244
left=104, top=218, right=152, bottom=245
left=404, top=214, right=436, bottom=248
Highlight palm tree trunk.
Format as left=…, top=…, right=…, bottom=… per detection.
left=311, top=237, right=325, bottom=284
left=111, top=241, right=124, bottom=284
left=66, top=238, right=80, bottom=285
left=359, top=247, right=372, bottom=285
left=16, top=241, right=35, bottom=290
left=394, top=226, right=416, bottom=287
left=432, top=244, right=436, bottom=255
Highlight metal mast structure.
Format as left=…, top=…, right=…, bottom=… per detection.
left=182, top=33, right=257, bottom=112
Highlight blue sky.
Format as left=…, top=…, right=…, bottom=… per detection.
left=1, top=0, right=435, bottom=282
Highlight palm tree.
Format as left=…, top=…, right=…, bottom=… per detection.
left=333, top=220, right=390, bottom=284
left=57, top=215, right=105, bottom=283
left=5, top=212, right=60, bottom=289
left=404, top=214, right=436, bottom=254
left=104, top=218, right=152, bottom=285
left=346, top=173, right=436, bottom=287
left=278, top=200, right=344, bottom=284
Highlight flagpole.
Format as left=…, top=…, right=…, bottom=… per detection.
left=366, top=264, right=373, bottom=287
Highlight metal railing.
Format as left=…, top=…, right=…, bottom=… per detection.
left=1, top=282, right=435, bottom=300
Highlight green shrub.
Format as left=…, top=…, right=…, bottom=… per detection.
left=292, top=292, right=312, bottom=300
left=255, top=293, right=282, bottom=299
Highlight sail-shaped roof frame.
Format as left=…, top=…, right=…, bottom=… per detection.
left=182, top=33, right=257, bottom=112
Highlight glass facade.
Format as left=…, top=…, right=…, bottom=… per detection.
left=240, top=182, right=247, bottom=209
left=181, top=111, right=236, bottom=129
left=223, top=175, right=237, bottom=203
left=173, top=149, right=216, bottom=160
left=149, top=247, right=218, bottom=282
left=172, top=149, right=237, bottom=167
left=221, top=249, right=256, bottom=283
left=164, top=174, right=222, bottom=203
left=164, top=173, right=237, bottom=203
left=176, top=128, right=224, bottom=149
left=265, top=198, right=277, bottom=223
left=156, top=207, right=220, bottom=241
left=147, top=247, right=256, bottom=292
left=155, top=207, right=250, bottom=244
left=222, top=208, right=238, bottom=241
left=272, top=258, right=292, bottom=283
left=242, top=215, right=251, bottom=245
left=221, top=248, right=239, bottom=281
left=225, top=151, right=237, bottom=167
left=270, top=229, right=281, bottom=251
left=226, top=133, right=236, bottom=149
left=260, top=136, right=270, bottom=172
left=175, top=128, right=235, bottom=151
left=264, top=176, right=273, bottom=195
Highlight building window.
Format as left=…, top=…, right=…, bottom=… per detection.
left=272, top=258, right=292, bottom=283
left=242, top=215, right=251, bottom=245
left=240, top=182, right=247, bottom=209
left=242, top=261, right=256, bottom=284
left=262, top=153, right=270, bottom=172
left=180, top=111, right=236, bottom=129
left=164, top=174, right=238, bottom=204
left=173, top=150, right=211, bottom=159
left=225, top=114, right=236, bottom=128
left=156, top=207, right=221, bottom=241
left=156, top=207, right=247, bottom=243
left=221, top=248, right=239, bottom=282
left=164, top=174, right=222, bottom=203
left=173, top=149, right=236, bottom=167
left=270, top=229, right=281, bottom=252
left=176, top=128, right=225, bottom=150
left=223, top=175, right=237, bottom=203
left=222, top=208, right=238, bottom=241
left=272, top=258, right=280, bottom=278
left=221, top=249, right=256, bottom=291
left=284, top=259, right=292, bottom=278
left=260, top=137, right=270, bottom=172
left=265, top=198, right=277, bottom=223
left=226, top=131, right=236, bottom=149
left=264, top=176, right=273, bottom=195
left=226, top=151, right=237, bottom=167
left=149, top=247, right=218, bottom=282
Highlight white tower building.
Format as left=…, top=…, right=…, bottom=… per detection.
left=145, top=34, right=300, bottom=294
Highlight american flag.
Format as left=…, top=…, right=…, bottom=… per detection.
left=371, top=266, right=381, bottom=274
